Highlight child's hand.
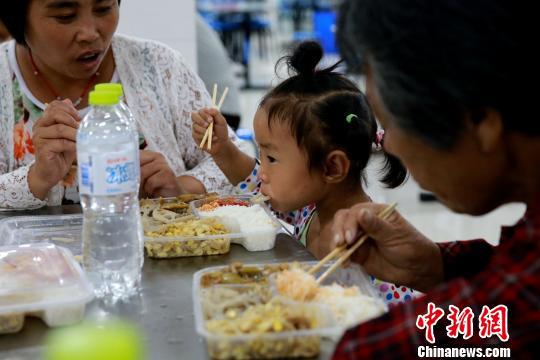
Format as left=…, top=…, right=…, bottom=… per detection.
left=191, top=107, right=230, bottom=156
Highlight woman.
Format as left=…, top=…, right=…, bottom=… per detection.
left=330, top=0, right=537, bottom=358
left=0, top=0, right=244, bottom=209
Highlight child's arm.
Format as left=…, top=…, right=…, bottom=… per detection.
left=191, top=108, right=256, bottom=185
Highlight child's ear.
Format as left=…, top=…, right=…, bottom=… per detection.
left=323, top=150, right=350, bottom=183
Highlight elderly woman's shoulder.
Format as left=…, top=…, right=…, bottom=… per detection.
left=112, top=34, right=188, bottom=67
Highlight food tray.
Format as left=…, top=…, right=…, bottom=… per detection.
left=143, top=216, right=241, bottom=258
left=0, top=243, right=94, bottom=334
left=192, top=261, right=387, bottom=359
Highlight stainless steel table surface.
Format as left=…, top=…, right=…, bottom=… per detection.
left=0, top=206, right=336, bottom=359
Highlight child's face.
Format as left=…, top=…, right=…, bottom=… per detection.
left=253, top=108, right=326, bottom=212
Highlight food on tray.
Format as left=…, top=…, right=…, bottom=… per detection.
left=200, top=197, right=251, bottom=211
left=202, top=286, right=273, bottom=321
left=144, top=217, right=231, bottom=258
left=205, top=299, right=322, bottom=360
left=198, top=202, right=278, bottom=251
left=140, top=193, right=219, bottom=229
left=275, top=266, right=386, bottom=327
left=207, top=299, right=319, bottom=335
left=200, top=262, right=292, bottom=288
left=145, top=217, right=228, bottom=238
left=275, top=268, right=319, bottom=302
left=145, top=237, right=230, bottom=258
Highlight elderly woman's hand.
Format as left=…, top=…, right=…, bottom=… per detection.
left=191, top=108, right=231, bottom=156
left=28, top=99, right=80, bottom=200
left=332, top=202, right=444, bottom=292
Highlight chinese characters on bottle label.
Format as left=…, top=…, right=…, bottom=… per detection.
left=78, top=149, right=138, bottom=195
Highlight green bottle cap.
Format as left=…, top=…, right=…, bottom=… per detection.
left=94, top=83, right=124, bottom=97
left=88, top=90, right=119, bottom=106
left=44, top=320, right=143, bottom=360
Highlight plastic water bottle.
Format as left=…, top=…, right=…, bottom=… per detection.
left=94, top=83, right=141, bottom=177
left=94, top=83, right=136, bottom=128
left=77, top=91, right=143, bottom=301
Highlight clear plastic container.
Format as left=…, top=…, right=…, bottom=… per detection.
left=192, top=261, right=387, bottom=359
left=0, top=214, right=83, bottom=256
left=191, top=196, right=282, bottom=252
left=144, top=233, right=233, bottom=258
left=0, top=243, right=94, bottom=334
left=144, top=217, right=238, bottom=258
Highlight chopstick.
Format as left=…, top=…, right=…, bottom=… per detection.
left=199, top=84, right=229, bottom=150
left=312, top=203, right=397, bottom=284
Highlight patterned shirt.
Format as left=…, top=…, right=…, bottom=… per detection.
left=1, top=36, right=247, bottom=209
left=236, top=161, right=415, bottom=306
left=332, top=209, right=539, bottom=359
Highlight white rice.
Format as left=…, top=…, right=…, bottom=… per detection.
left=199, top=205, right=277, bottom=251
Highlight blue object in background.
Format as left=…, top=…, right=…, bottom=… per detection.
left=292, top=10, right=337, bottom=55
left=236, top=128, right=259, bottom=158
left=313, top=10, right=337, bottom=54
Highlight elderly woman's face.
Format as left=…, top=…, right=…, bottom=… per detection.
left=25, top=0, right=119, bottom=79
left=364, top=65, right=508, bottom=215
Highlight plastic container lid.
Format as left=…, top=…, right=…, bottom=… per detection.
left=0, top=214, right=84, bottom=256
left=88, top=90, right=119, bottom=106
left=94, top=83, right=124, bottom=97
left=0, top=243, right=93, bottom=315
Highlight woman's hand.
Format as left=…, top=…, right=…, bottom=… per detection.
left=332, top=203, right=444, bottom=292
left=139, top=150, right=183, bottom=198
left=191, top=108, right=231, bottom=156
left=28, top=99, right=80, bottom=200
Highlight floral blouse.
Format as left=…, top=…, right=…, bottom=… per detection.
left=0, top=35, right=247, bottom=209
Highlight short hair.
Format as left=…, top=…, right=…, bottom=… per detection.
left=0, top=0, right=121, bottom=45
left=337, top=0, right=532, bottom=149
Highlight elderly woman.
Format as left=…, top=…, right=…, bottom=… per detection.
left=0, top=0, right=244, bottom=209
left=331, top=0, right=536, bottom=358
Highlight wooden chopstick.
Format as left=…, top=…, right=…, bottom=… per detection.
left=314, top=203, right=397, bottom=284
left=308, top=204, right=396, bottom=275
left=199, top=84, right=218, bottom=148
left=308, top=246, right=345, bottom=275
left=199, top=85, right=228, bottom=150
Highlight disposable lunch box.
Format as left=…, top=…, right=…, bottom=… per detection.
left=0, top=243, right=93, bottom=334
left=192, top=261, right=387, bottom=359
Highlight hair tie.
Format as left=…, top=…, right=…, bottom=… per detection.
left=346, top=114, right=358, bottom=124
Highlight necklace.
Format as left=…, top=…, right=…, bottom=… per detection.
left=28, top=49, right=100, bottom=107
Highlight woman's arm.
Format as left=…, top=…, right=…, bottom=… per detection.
left=0, top=164, right=48, bottom=209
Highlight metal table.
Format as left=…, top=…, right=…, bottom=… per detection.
left=0, top=206, right=335, bottom=359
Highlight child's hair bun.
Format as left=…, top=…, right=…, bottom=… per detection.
left=288, top=41, right=324, bottom=76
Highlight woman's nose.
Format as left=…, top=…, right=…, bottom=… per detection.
left=76, top=17, right=100, bottom=43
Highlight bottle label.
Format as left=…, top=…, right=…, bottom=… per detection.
left=78, top=149, right=138, bottom=195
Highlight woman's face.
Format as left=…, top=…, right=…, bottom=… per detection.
left=25, top=0, right=119, bottom=79
left=365, top=64, right=509, bottom=215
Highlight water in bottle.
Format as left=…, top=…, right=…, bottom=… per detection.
left=94, top=83, right=141, bottom=183
left=77, top=90, right=143, bottom=301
